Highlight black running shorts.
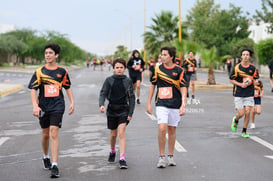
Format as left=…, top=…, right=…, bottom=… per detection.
left=39, top=113, right=63, bottom=129
left=107, top=116, right=128, bottom=130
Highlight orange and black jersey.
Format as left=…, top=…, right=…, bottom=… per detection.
left=230, top=62, right=259, bottom=97
left=151, top=63, right=187, bottom=109
left=182, top=58, right=197, bottom=74
left=254, top=80, right=263, bottom=98
left=28, top=65, right=71, bottom=114
left=174, top=57, right=182, bottom=67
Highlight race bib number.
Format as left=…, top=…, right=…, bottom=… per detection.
left=44, top=85, right=59, bottom=97
left=134, top=64, right=141, bottom=70
left=188, top=66, right=194, bottom=72
left=158, top=87, right=173, bottom=99
left=254, top=89, right=259, bottom=97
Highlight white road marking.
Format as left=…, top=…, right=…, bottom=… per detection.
left=0, top=137, right=10, bottom=146
left=250, top=136, right=273, bottom=151
left=265, top=156, right=273, bottom=160
left=166, top=134, right=187, bottom=152
left=145, top=112, right=187, bottom=152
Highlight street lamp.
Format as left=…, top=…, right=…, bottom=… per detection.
left=178, top=0, right=182, bottom=59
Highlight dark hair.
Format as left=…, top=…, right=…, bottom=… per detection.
left=131, top=49, right=140, bottom=58
left=112, top=58, right=127, bottom=68
left=44, top=43, right=61, bottom=55
left=160, top=46, right=176, bottom=62
left=240, top=48, right=253, bottom=57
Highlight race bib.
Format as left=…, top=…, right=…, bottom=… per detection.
left=254, top=89, right=259, bottom=97
left=134, top=64, right=141, bottom=70
left=158, top=87, right=173, bottom=99
left=188, top=66, right=194, bottom=72
left=44, top=85, right=59, bottom=97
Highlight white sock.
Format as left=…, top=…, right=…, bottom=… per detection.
left=43, top=154, right=50, bottom=159
left=51, top=162, right=58, bottom=167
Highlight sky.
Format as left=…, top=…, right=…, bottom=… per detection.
left=0, top=0, right=262, bottom=56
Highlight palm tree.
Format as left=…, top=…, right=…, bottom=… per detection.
left=144, top=11, right=179, bottom=58
left=200, top=47, right=218, bottom=85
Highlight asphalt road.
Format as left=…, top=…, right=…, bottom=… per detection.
left=0, top=67, right=273, bottom=181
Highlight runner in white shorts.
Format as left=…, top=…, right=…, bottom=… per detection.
left=146, top=46, right=187, bottom=168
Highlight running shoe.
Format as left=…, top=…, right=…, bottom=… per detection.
left=119, top=159, right=128, bottom=169
left=231, top=116, right=238, bottom=132
left=51, top=165, right=60, bottom=178
left=167, top=155, right=176, bottom=166
left=241, top=132, right=250, bottom=138
left=42, top=158, right=51, bottom=170
left=250, top=123, right=255, bottom=129
left=108, top=152, right=116, bottom=163
left=137, top=99, right=140, bottom=104
left=157, top=156, right=167, bottom=168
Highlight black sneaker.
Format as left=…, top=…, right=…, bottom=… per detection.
left=137, top=99, right=140, bottom=104
left=192, top=95, right=195, bottom=99
left=42, top=158, right=51, bottom=170
left=51, top=165, right=60, bottom=178
left=119, top=159, right=128, bottom=169
left=108, top=152, right=116, bottom=163
left=271, top=88, right=273, bottom=92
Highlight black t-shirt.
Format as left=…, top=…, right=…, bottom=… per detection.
left=28, top=65, right=71, bottom=114
left=230, top=63, right=259, bottom=97
left=151, top=63, right=187, bottom=108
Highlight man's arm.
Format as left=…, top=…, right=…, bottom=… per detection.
left=146, top=84, right=155, bottom=114
left=30, top=89, right=41, bottom=117
left=65, top=88, right=74, bottom=115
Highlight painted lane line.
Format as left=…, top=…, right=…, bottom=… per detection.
left=145, top=112, right=157, bottom=121
left=0, top=137, right=10, bottom=146
left=265, top=156, right=273, bottom=160
left=166, top=134, right=187, bottom=152
left=145, top=112, right=187, bottom=152
left=250, top=136, right=273, bottom=151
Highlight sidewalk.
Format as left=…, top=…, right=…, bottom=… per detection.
left=0, top=84, right=24, bottom=98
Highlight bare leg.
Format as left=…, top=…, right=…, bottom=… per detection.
left=167, top=126, right=176, bottom=156
left=41, top=128, right=50, bottom=156
left=49, top=126, right=59, bottom=163
left=158, top=123, right=167, bottom=156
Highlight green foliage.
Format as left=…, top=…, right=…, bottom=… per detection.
left=200, top=47, right=218, bottom=68
left=144, top=11, right=188, bottom=59
left=186, top=0, right=250, bottom=57
left=230, top=38, right=255, bottom=58
left=254, top=0, right=273, bottom=33
left=113, top=45, right=130, bottom=60
left=0, top=29, right=88, bottom=66
left=255, top=38, right=273, bottom=65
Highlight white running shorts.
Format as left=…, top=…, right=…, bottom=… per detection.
left=156, top=106, right=181, bottom=127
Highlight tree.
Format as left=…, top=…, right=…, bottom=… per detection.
left=114, top=45, right=129, bottom=60
left=255, top=38, right=273, bottom=65
left=144, top=11, right=188, bottom=59
left=254, top=0, right=273, bottom=33
left=186, top=0, right=250, bottom=57
left=200, top=47, right=218, bottom=85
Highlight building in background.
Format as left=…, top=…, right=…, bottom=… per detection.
left=248, top=20, right=273, bottom=43
left=0, top=24, right=16, bottom=34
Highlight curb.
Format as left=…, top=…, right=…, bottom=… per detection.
left=194, top=80, right=233, bottom=90
left=0, top=84, right=24, bottom=98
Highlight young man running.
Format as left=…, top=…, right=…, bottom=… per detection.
left=146, top=46, right=187, bottom=168
left=183, top=51, right=197, bottom=99
left=28, top=43, right=74, bottom=178
left=99, top=58, right=135, bottom=169
left=127, top=50, right=145, bottom=104
left=250, top=79, right=263, bottom=129
left=230, top=48, right=259, bottom=138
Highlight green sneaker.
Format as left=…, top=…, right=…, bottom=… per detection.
left=231, top=116, right=238, bottom=132
left=241, top=132, right=250, bottom=138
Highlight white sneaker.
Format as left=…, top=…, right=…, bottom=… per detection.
left=157, top=156, right=167, bottom=168
left=167, top=155, right=176, bottom=166
left=250, top=123, right=255, bottom=129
